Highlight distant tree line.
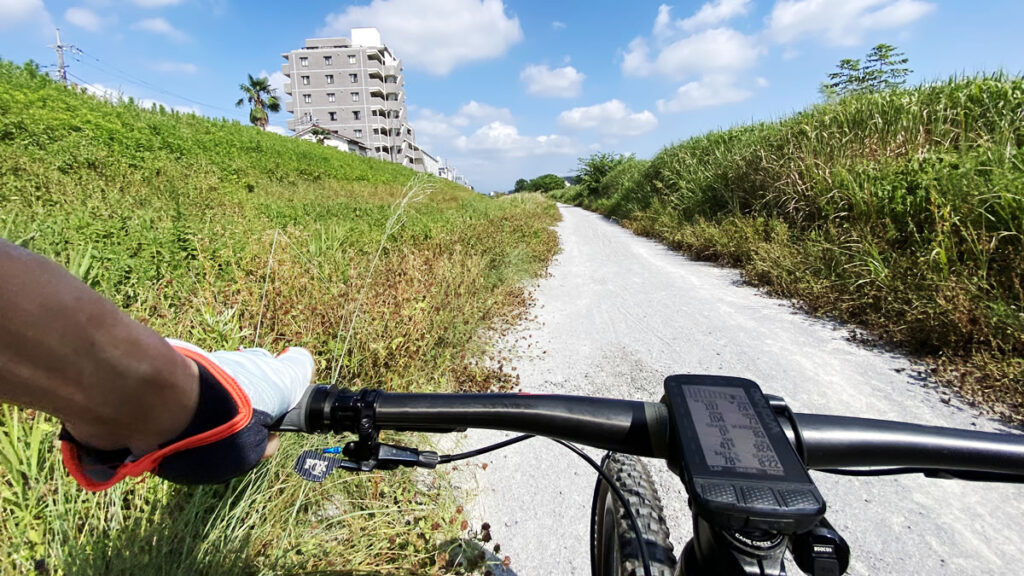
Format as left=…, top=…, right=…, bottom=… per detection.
left=511, top=173, right=567, bottom=194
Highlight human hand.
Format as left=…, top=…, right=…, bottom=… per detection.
left=61, top=340, right=314, bottom=490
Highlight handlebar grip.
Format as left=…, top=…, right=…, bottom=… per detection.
left=270, top=385, right=332, bottom=432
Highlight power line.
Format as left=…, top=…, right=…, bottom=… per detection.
left=69, top=49, right=235, bottom=114
left=66, top=71, right=125, bottom=102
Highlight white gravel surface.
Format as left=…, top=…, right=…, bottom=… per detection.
left=456, top=205, right=1024, bottom=576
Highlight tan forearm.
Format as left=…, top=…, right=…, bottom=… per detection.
left=0, top=239, right=198, bottom=454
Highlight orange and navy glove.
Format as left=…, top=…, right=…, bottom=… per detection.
left=60, top=339, right=314, bottom=491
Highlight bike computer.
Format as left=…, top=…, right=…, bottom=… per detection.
left=664, top=375, right=825, bottom=534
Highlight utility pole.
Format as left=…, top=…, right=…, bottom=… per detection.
left=51, top=28, right=74, bottom=86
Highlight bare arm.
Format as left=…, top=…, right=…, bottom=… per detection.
left=0, top=239, right=198, bottom=455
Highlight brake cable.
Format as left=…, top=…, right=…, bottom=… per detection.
left=436, top=435, right=654, bottom=576
left=438, top=434, right=535, bottom=463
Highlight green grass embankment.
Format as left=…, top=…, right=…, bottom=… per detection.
left=0, top=60, right=559, bottom=574
left=553, top=74, right=1023, bottom=419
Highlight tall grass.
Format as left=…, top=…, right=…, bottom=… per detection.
left=557, top=74, right=1024, bottom=419
left=0, top=60, right=559, bottom=574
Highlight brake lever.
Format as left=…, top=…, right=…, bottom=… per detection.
left=292, top=443, right=440, bottom=482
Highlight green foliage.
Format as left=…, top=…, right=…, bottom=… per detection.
left=510, top=174, right=567, bottom=194
left=0, top=58, right=560, bottom=574
left=863, top=43, right=911, bottom=91
left=235, top=73, right=281, bottom=130
left=309, top=126, right=331, bottom=144
left=528, top=173, right=566, bottom=193
left=827, top=58, right=866, bottom=95
left=576, top=152, right=633, bottom=198
left=827, top=43, right=912, bottom=96
left=558, top=73, right=1024, bottom=418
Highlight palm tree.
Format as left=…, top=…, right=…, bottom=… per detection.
left=310, top=126, right=331, bottom=145
left=235, top=73, right=281, bottom=130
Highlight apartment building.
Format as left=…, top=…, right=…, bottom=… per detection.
left=281, top=28, right=419, bottom=168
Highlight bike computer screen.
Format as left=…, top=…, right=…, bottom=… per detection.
left=665, top=375, right=825, bottom=534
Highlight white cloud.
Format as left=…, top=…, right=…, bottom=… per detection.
left=138, top=98, right=200, bottom=115
left=80, top=82, right=122, bottom=101
left=65, top=7, right=105, bottom=32
left=657, top=75, right=752, bottom=113
left=552, top=20, right=566, bottom=30
left=152, top=60, right=197, bottom=74
left=411, top=101, right=513, bottom=152
left=412, top=109, right=463, bottom=142
left=410, top=102, right=514, bottom=152
left=557, top=100, right=658, bottom=136
left=131, top=0, right=184, bottom=6
left=623, top=27, right=760, bottom=81
left=453, top=121, right=575, bottom=158
left=452, top=101, right=513, bottom=125
left=651, top=1, right=751, bottom=42
left=652, top=4, right=674, bottom=43
left=131, top=17, right=188, bottom=41
left=679, top=0, right=751, bottom=32
left=625, top=6, right=766, bottom=114
left=1, top=0, right=52, bottom=33
left=265, top=125, right=292, bottom=136
left=520, top=64, right=585, bottom=98
left=79, top=82, right=199, bottom=114
left=768, top=0, right=936, bottom=46
left=320, top=0, right=522, bottom=76
left=259, top=69, right=291, bottom=101
left=756, top=76, right=770, bottom=87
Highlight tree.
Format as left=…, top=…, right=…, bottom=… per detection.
left=527, top=174, right=566, bottom=193
left=863, top=43, right=911, bottom=91
left=513, top=178, right=529, bottom=193
left=235, top=73, right=281, bottom=130
left=577, top=153, right=631, bottom=197
left=310, top=126, right=331, bottom=145
left=825, top=44, right=912, bottom=97
left=826, top=58, right=866, bottom=95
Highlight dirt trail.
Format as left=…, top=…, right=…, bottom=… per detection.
left=459, top=205, right=1023, bottom=576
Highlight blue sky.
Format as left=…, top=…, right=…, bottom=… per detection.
left=2, top=0, right=1023, bottom=192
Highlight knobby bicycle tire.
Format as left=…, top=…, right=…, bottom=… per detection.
left=590, top=453, right=677, bottom=576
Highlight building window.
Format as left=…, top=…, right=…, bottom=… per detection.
left=353, top=111, right=361, bottom=120
left=327, top=93, right=336, bottom=103
left=301, top=75, right=309, bottom=86
left=348, top=54, right=357, bottom=64
left=299, top=57, right=308, bottom=67
left=324, top=56, right=332, bottom=66
left=303, top=94, right=312, bottom=104
left=351, top=92, right=359, bottom=102
left=328, top=112, right=337, bottom=121
left=349, top=73, right=358, bottom=83
left=325, top=74, right=334, bottom=84
left=354, top=129, right=363, bottom=138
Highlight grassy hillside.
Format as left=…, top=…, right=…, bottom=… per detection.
left=0, top=60, right=558, bottom=574
left=554, top=74, right=1023, bottom=420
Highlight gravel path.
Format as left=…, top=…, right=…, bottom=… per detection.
left=456, top=205, right=1024, bottom=576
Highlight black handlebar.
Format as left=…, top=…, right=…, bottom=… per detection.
left=376, top=393, right=671, bottom=458
left=273, top=385, right=1024, bottom=478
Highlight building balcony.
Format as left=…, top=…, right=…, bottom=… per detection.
left=281, top=63, right=290, bottom=76
left=285, top=100, right=293, bottom=113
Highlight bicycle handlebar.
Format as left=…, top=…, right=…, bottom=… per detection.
left=274, top=385, right=1024, bottom=478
